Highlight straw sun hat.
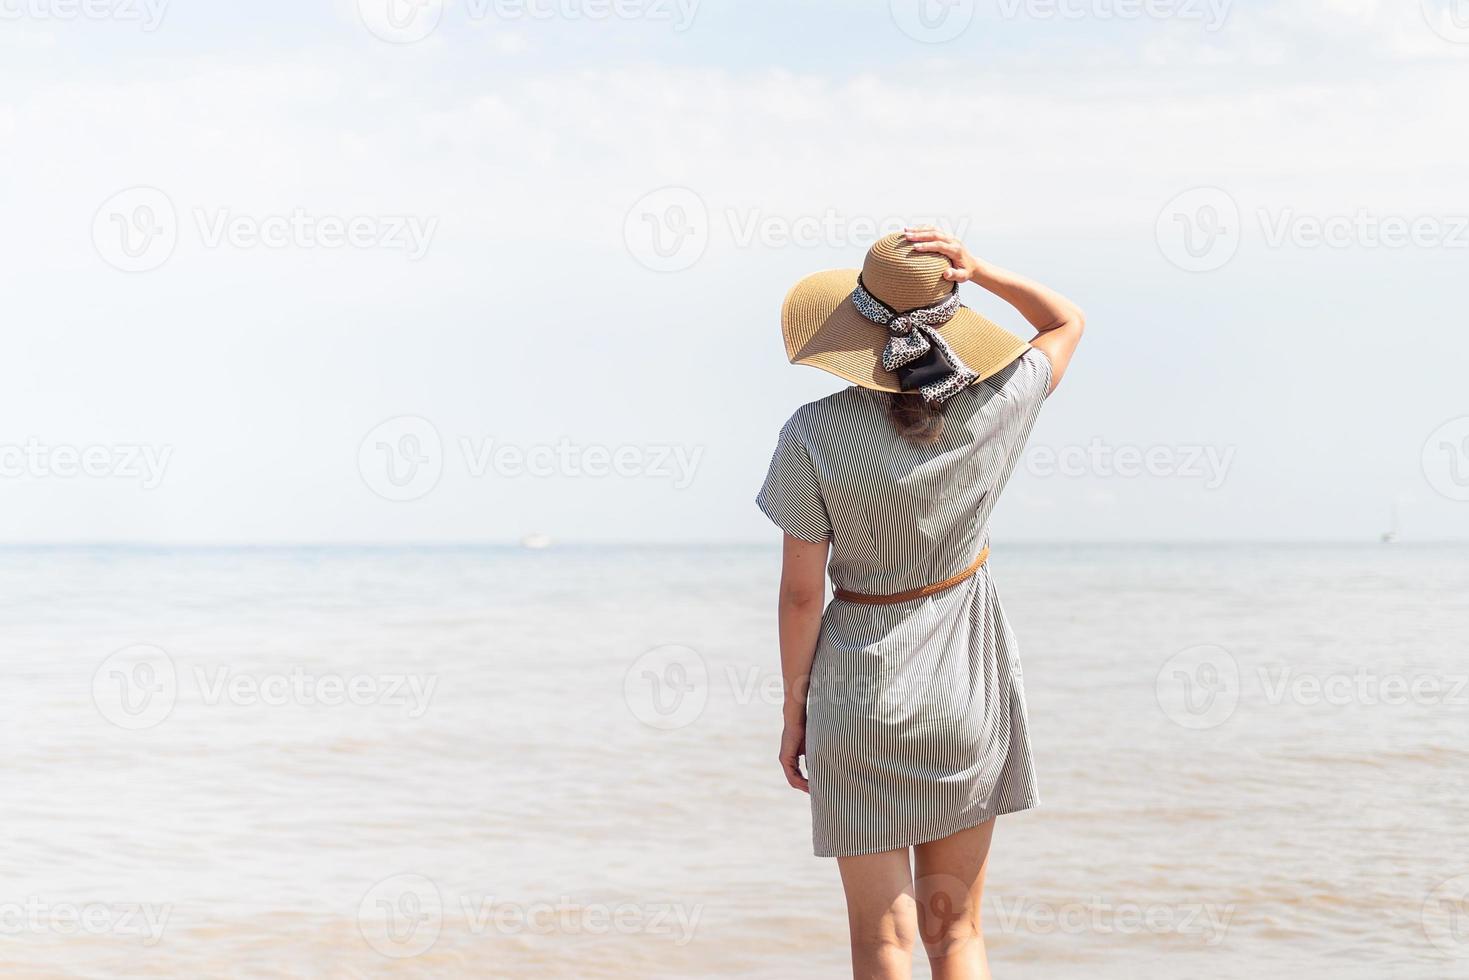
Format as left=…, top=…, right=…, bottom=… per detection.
left=781, top=232, right=1030, bottom=401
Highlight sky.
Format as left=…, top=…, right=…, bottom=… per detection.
left=2, top=0, right=1467, bottom=544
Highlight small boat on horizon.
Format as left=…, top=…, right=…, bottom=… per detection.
left=1380, top=499, right=1401, bottom=544
left=520, top=533, right=553, bottom=550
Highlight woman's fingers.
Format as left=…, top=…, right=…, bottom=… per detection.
left=781, top=758, right=816, bottom=793
left=912, top=239, right=963, bottom=262
left=905, top=228, right=972, bottom=275
left=783, top=755, right=810, bottom=793
left=779, top=737, right=810, bottom=793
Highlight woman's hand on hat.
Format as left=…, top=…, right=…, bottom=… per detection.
left=909, top=226, right=1087, bottom=394
left=905, top=226, right=988, bottom=285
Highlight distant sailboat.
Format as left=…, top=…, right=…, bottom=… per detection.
left=1380, top=500, right=1401, bottom=544
left=520, top=532, right=552, bottom=550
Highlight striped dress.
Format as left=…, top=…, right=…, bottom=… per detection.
left=757, top=348, right=1051, bottom=858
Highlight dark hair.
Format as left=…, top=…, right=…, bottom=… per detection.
left=884, top=392, right=944, bottom=445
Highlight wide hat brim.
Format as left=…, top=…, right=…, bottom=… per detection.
left=781, top=268, right=1031, bottom=393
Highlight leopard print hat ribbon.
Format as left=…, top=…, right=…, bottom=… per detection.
left=850, top=276, right=979, bottom=404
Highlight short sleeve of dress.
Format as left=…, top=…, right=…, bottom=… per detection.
left=1002, top=349, right=1054, bottom=455
left=1015, top=347, right=1054, bottom=416
left=978, top=348, right=1055, bottom=499
left=756, top=420, right=832, bottom=543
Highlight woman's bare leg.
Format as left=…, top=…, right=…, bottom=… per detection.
left=913, top=820, right=996, bottom=980
left=835, top=847, right=918, bottom=980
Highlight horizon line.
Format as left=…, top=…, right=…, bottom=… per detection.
left=0, top=538, right=1463, bottom=550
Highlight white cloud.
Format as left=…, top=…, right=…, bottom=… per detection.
left=1, top=5, right=1466, bottom=541
left=0, top=26, right=56, bottom=49
left=488, top=30, right=531, bottom=54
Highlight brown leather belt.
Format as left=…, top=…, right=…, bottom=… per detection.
left=834, top=546, right=990, bottom=606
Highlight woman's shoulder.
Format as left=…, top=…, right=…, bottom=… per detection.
left=781, top=385, right=878, bottom=435
left=979, top=347, right=1052, bottom=397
